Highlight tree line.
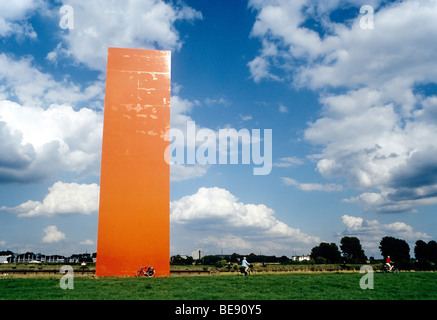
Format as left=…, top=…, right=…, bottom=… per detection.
left=310, top=236, right=437, bottom=270
left=171, top=236, right=437, bottom=270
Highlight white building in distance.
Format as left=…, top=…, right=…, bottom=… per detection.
left=292, top=254, right=311, bottom=262
left=192, top=249, right=203, bottom=260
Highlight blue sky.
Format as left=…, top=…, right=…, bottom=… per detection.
left=1, top=0, right=436, bottom=259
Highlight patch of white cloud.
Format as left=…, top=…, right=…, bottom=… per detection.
left=0, top=53, right=105, bottom=108
left=278, top=104, right=288, bottom=113
left=42, top=225, right=66, bottom=243
left=49, top=0, right=202, bottom=71
left=249, top=0, right=437, bottom=213
left=171, top=187, right=320, bottom=254
left=0, top=101, right=103, bottom=182
left=1, top=181, right=99, bottom=217
left=168, top=92, right=210, bottom=182
left=281, top=177, right=343, bottom=192
left=79, top=239, right=94, bottom=246
left=273, top=157, right=304, bottom=168
left=197, top=235, right=253, bottom=252
left=170, top=164, right=208, bottom=182
left=0, top=0, right=45, bottom=39
left=340, top=214, right=430, bottom=254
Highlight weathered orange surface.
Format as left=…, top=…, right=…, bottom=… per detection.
left=96, top=48, right=170, bottom=277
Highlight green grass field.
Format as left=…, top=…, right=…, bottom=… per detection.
left=1, top=272, right=436, bottom=300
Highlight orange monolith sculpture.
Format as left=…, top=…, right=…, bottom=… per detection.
left=96, top=47, right=170, bottom=277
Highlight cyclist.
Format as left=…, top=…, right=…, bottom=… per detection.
left=385, top=256, right=394, bottom=272
left=241, top=257, right=251, bottom=273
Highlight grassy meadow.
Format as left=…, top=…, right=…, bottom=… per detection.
left=1, top=271, right=436, bottom=300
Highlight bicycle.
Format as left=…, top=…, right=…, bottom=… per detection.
left=239, top=264, right=253, bottom=276
left=136, top=265, right=155, bottom=277
left=382, top=262, right=399, bottom=273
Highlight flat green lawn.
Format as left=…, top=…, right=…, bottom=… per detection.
left=1, top=272, right=436, bottom=300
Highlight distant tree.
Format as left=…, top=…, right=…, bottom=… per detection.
left=340, top=237, right=367, bottom=263
left=414, top=240, right=428, bottom=262
left=80, top=255, right=93, bottom=263
left=279, top=255, right=289, bottom=264
left=202, top=255, right=222, bottom=265
left=379, top=236, right=410, bottom=268
left=215, top=259, right=228, bottom=268
left=230, top=253, right=239, bottom=263
left=171, top=255, right=194, bottom=265
left=428, top=240, right=437, bottom=264
left=310, top=242, right=342, bottom=264
left=414, top=240, right=437, bottom=269
left=414, top=240, right=430, bottom=270
left=247, top=255, right=256, bottom=263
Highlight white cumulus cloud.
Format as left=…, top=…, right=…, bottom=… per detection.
left=42, top=225, right=66, bottom=243
left=0, top=53, right=104, bottom=107
left=1, top=181, right=99, bottom=217
left=50, top=0, right=202, bottom=71
left=249, top=0, right=437, bottom=213
left=171, top=187, right=320, bottom=254
left=0, top=101, right=103, bottom=182
left=0, top=0, right=44, bottom=38
left=340, top=214, right=430, bottom=254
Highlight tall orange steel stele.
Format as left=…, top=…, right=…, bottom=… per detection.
left=96, top=47, right=171, bottom=277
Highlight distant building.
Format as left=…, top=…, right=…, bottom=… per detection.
left=0, top=255, right=12, bottom=263
left=192, top=249, right=203, bottom=260
left=1, top=251, right=97, bottom=264
left=292, top=254, right=311, bottom=262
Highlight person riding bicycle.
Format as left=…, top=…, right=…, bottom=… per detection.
left=385, top=256, right=394, bottom=272
left=241, top=257, right=251, bottom=273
